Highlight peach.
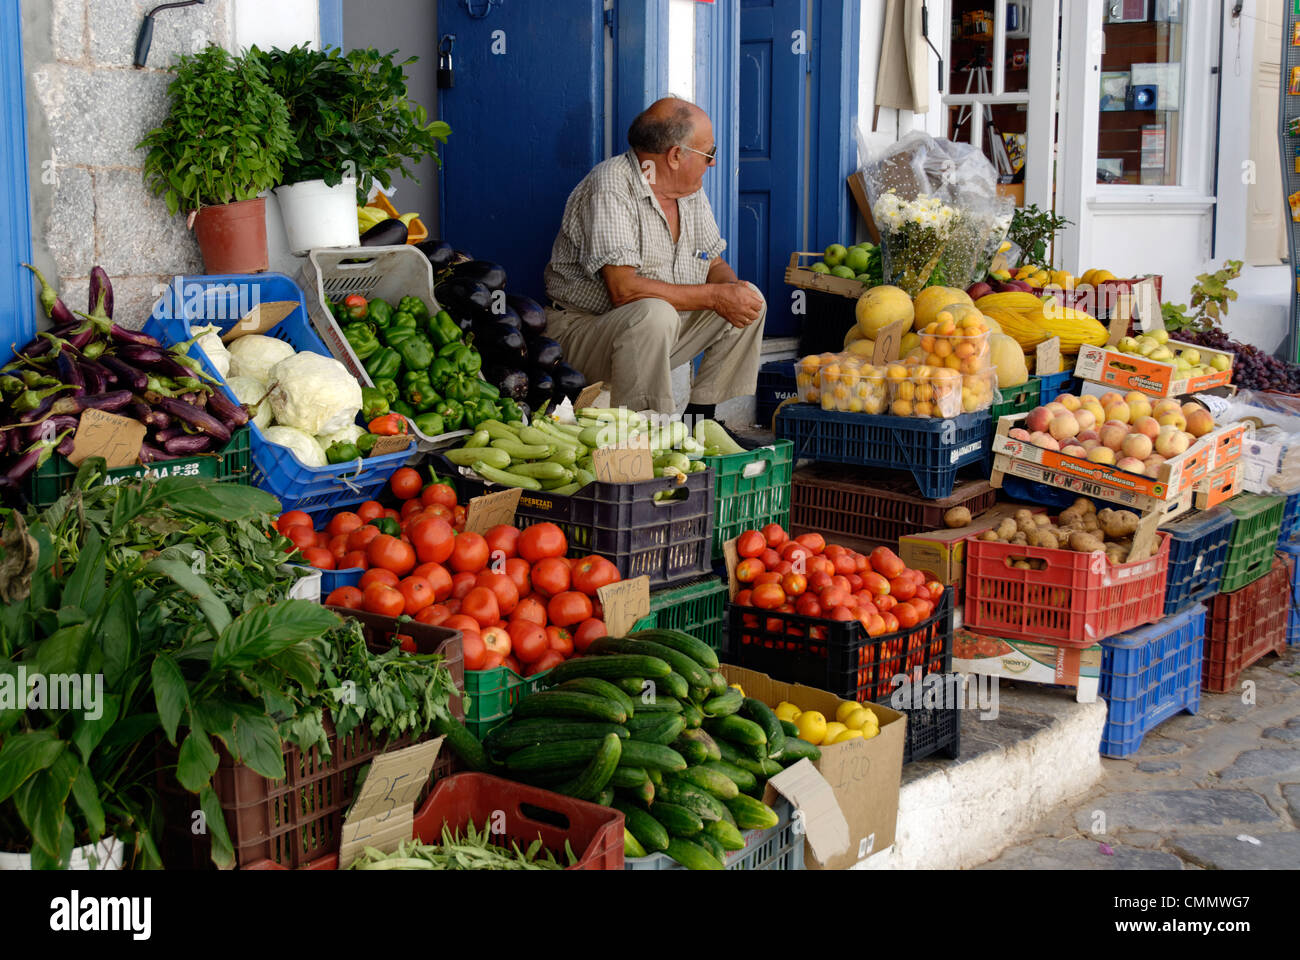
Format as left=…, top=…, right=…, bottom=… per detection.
left=1024, top=406, right=1052, bottom=434
left=1143, top=454, right=1167, bottom=478
left=1153, top=398, right=1182, bottom=418
left=1049, top=413, right=1080, bottom=441
left=1132, top=416, right=1160, bottom=441
left=1127, top=397, right=1153, bottom=421
left=1082, top=439, right=1100, bottom=453
left=1156, top=412, right=1187, bottom=432
left=1099, top=423, right=1128, bottom=451
left=1077, top=429, right=1100, bottom=444
left=1185, top=408, right=1215, bottom=438
left=1008, top=428, right=1032, bottom=442
left=1121, top=433, right=1153, bottom=460
left=1029, top=431, right=1060, bottom=452
left=1099, top=391, right=1124, bottom=408
left=1087, top=446, right=1117, bottom=465
left=1062, top=445, right=1087, bottom=458
left=1103, top=401, right=1131, bottom=424
left=1155, top=427, right=1190, bottom=457
left=1058, top=394, right=1082, bottom=412
left=1181, top=401, right=1203, bottom=420
left=1124, top=391, right=1148, bottom=406
left=1117, top=457, right=1146, bottom=474
left=1073, top=409, right=1097, bottom=432
left=1045, top=402, right=1069, bottom=419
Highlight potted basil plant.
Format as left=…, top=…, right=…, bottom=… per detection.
left=137, top=46, right=294, bottom=273
left=253, top=44, right=449, bottom=255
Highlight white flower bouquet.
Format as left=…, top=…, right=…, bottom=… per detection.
left=872, top=192, right=959, bottom=296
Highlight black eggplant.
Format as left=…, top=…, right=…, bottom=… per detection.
left=528, top=336, right=565, bottom=369
left=473, top=320, right=527, bottom=363
left=507, top=295, right=547, bottom=337
left=485, top=305, right=522, bottom=331
left=360, top=218, right=409, bottom=247
left=485, top=365, right=529, bottom=403
left=436, top=277, right=493, bottom=312
left=452, top=260, right=507, bottom=291
left=553, top=362, right=588, bottom=403
left=415, top=239, right=456, bottom=268
left=527, top=367, right=556, bottom=411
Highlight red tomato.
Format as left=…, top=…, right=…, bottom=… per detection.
left=811, top=556, right=837, bottom=578
left=366, top=534, right=416, bottom=577
left=527, top=651, right=566, bottom=675
left=276, top=511, right=312, bottom=536
left=795, top=594, right=822, bottom=618
left=833, top=552, right=856, bottom=576
left=530, top=557, right=571, bottom=597
left=397, top=576, right=434, bottom=615
left=894, top=602, right=921, bottom=629
left=390, top=467, right=422, bottom=501
left=461, top=630, right=487, bottom=670
left=771, top=560, right=793, bottom=577
left=736, top=529, right=766, bottom=558
left=462, top=586, right=501, bottom=627
left=444, top=614, right=481, bottom=635
left=411, top=562, right=452, bottom=601
left=865, top=614, right=887, bottom=637
left=795, top=532, right=825, bottom=555
left=734, top=589, right=754, bottom=607
left=925, top=580, right=945, bottom=602
left=759, top=548, right=781, bottom=569
left=443, top=597, right=462, bottom=615
left=475, top=570, right=519, bottom=616
left=422, top=503, right=454, bottom=523
left=572, top=618, right=606, bottom=654
left=415, top=604, right=452, bottom=627
left=409, top=517, right=455, bottom=565
left=780, top=541, right=811, bottom=566
left=452, top=505, right=467, bottom=529
left=546, top=626, right=574, bottom=657
left=481, top=651, right=504, bottom=670
left=752, top=583, right=786, bottom=610
left=484, top=524, right=520, bottom=559
left=502, top=654, right=523, bottom=675
left=284, top=524, right=316, bottom=551
left=518, top=522, right=567, bottom=562
left=382, top=508, right=402, bottom=524
left=888, top=576, right=918, bottom=601
left=362, top=582, right=404, bottom=617
left=762, top=523, right=788, bottom=548
left=881, top=612, right=899, bottom=634
left=819, top=586, right=848, bottom=608
left=346, top=524, right=382, bottom=552
left=510, top=595, right=548, bottom=626
left=451, top=571, right=477, bottom=600
left=482, top=626, right=513, bottom=659
left=827, top=605, right=856, bottom=621
left=356, top=501, right=385, bottom=523
left=360, top=568, right=399, bottom=589
left=911, top=597, right=935, bottom=619
left=547, top=591, right=593, bottom=627
left=503, top=557, right=531, bottom=597
left=326, top=511, right=363, bottom=538
left=854, top=553, right=870, bottom=574
left=876, top=594, right=897, bottom=613
left=735, top=558, right=765, bottom=583
left=861, top=572, right=891, bottom=596
left=571, top=556, right=620, bottom=596
left=508, top=620, right=549, bottom=663
left=808, top=571, right=833, bottom=592
left=300, top=546, right=335, bottom=570
left=421, top=482, right=458, bottom=509
left=781, top=572, right=807, bottom=597
left=449, top=532, right=490, bottom=573
left=340, top=549, right=368, bottom=570
left=327, top=534, right=350, bottom=561
left=325, top=586, right=364, bottom=609
left=869, top=546, right=906, bottom=580
left=399, top=500, right=424, bottom=523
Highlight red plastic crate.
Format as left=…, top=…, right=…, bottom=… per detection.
left=1203, top=556, right=1290, bottom=693
left=247, top=773, right=625, bottom=870
left=964, top=533, right=1170, bottom=646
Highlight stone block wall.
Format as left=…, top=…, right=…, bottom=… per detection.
left=22, top=0, right=234, bottom=329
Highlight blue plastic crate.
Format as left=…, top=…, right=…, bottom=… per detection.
left=141, top=273, right=414, bottom=517
left=756, top=360, right=796, bottom=428
left=775, top=406, right=990, bottom=499
left=1280, top=492, right=1300, bottom=544
left=1098, top=604, right=1204, bottom=758
left=1160, top=505, right=1235, bottom=616
left=319, top=567, right=364, bottom=597
left=1279, top=540, right=1300, bottom=645
left=1035, top=368, right=1080, bottom=401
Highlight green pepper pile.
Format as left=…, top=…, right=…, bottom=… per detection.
left=331, top=293, right=525, bottom=437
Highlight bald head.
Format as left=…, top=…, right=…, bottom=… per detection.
left=628, top=98, right=708, bottom=154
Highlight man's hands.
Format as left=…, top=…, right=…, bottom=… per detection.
left=712, top=281, right=764, bottom=328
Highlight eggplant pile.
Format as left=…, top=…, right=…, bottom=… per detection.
left=424, top=247, right=588, bottom=413
left=0, top=266, right=250, bottom=499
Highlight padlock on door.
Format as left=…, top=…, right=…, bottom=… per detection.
left=438, top=34, right=455, bottom=89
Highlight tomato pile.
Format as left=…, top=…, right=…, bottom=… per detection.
left=731, top=524, right=945, bottom=637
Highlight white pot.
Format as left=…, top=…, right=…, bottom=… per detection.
left=274, top=178, right=361, bottom=255
left=0, top=835, right=125, bottom=871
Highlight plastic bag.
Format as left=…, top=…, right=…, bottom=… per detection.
left=1199, top=391, right=1300, bottom=494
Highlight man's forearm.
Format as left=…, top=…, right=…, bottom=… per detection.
left=602, top=268, right=719, bottom=312
left=706, top=257, right=738, bottom=285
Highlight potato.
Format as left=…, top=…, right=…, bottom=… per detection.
left=1034, top=514, right=1050, bottom=526
left=944, top=506, right=972, bottom=528
left=1011, top=533, right=1028, bottom=546
left=996, top=518, right=1017, bottom=541
left=1013, top=560, right=1032, bottom=570
left=1098, top=508, right=1140, bottom=540
left=1105, top=543, right=1129, bottom=566
left=1073, top=497, right=1096, bottom=514
left=981, top=530, right=999, bottom=541
left=1068, top=531, right=1105, bottom=553
left=1029, top=529, right=1059, bottom=550
left=1015, top=509, right=1034, bottom=523
left=1059, top=506, right=1086, bottom=526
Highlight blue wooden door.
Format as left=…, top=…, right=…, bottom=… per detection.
left=739, top=0, right=807, bottom=338
left=0, top=2, right=34, bottom=359
left=435, top=1, right=606, bottom=301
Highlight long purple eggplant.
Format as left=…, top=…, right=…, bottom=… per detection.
left=22, top=415, right=78, bottom=445
left=204, top=389, right=249, bottom=428
left=118, top=344, right=168, bottom=368
left=108, top=325, right=160, bottom=348
left=152, top=396, right=231, bottom=443
left=57, top=432, right=76, bottom=457
left=22, top=263, right=76, bottom=326
left=32, top=390, right=134, bottom=422
left=89, top=266, right=113, bottom=320
left=138, top=442, right=172, bottom=464
left=55, top=352, right=85, bottom=395
left=164, top=434, right=212, bottom=455
left=100, top=356, right=148, bottom=392
left=153, top=426, right=183, bottom=443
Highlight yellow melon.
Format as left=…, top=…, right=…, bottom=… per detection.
left=855, top=285, right=915, bottom=339
left=913, top=286, right=974, bottom=330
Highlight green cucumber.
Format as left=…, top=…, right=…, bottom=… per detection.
left=595, top=787, right=615, bottom=807
left=586, top=637, right=711, bottom=688
left=512, top=691, right=626, bottom=724
left=619, top=740, right=687, bottom=773
left=555, top=677, right=635, bottom=719
left=614, top=800, right=669, bottom=853
left=633, top=696, right=682, bottom=714
left=696, top=831, right=728, bottom=864
left=608, top=766, right=650, bottom=789
left=673, top=736, right=708, bottom=766
left=547, top=654, right=671, bottom=683
left=485, top=719, right=628, bottom=754
left=659, top=777, right=728, bottom=822
left=431, top=715, right=490, bottom=772
left=664, top=837, right=722, bottom=870
left=780, top=719, right=800, bottom=738
left=661, top=672, right=690, bottom=701
left=690, top=686, right=713, bottom=704
left=681, top=701, right=703, bottom=729
left=677, top=727, right=722, bottom=761
left=625, top=713, right=686, bottom=746
left=702, top=760, right=757, bottom=794
left=614, top=677, right=647, bottom=697
left=626, top=628, right=720, bottom=671
left=651, top=801, right=703, bottom=838
left=675, top=764, right=739, bottom=800
left=646, top=768, right=663, bottom=787
left=725, top=794, right=780, bottom=831
left=776, top=737, right=822, bottom=765
left=705, top=714, right=767, bottom=748
left=741, top=698, right=786, bottom=759
left=506, top=738, right=619, bottom=773
left=715, top=741, right=771, bottom=781
left=624, top=828, right=647, bottom=859
left=702, top=688, right=744, bottom=718
left=622, top=777, right=654, bottom=805
left=702, top=818, right=746, bottom=852
left=710, top=672, right=729, bottom=696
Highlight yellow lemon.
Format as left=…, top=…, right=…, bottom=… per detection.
left=775, top=701, right=802, bottom=723
left=822, top=722, right=848, bottom=744
left=835, top=701, right=862, bottom=723
left=729, top=683, right=745, bottom=696
left=795, top=710, right=828, bottom=746
left=861, top=725, right=880, bottom=740
left=832, top=728, right=865, bottom=743
left=844, top=707, right=877, bottom=731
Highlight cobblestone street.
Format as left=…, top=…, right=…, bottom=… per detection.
left=977, top=645, right=1300, bottom=869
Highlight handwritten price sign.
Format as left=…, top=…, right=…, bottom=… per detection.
left=68, top=409, right=147, bottom=469
left=591, top=436, right=653, bottom=483
left=463, top=487, right=522, bottom=535
left=337, top=738, right=443, bottom=869
left=597, top=576, right=650, bottom=637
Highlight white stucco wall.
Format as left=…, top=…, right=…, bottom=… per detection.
left=233, top=0, right=318, bottom=51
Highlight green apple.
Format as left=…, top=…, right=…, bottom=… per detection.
left=810, top=262, right=831, bottom=274
left=1117, top=336, right=1141, bottom=354
left=1210, top=354, right=1231, bottom=372
left=1151, top=328, right=1170, bottom=345
left=830, top=265, right=857, bottom=279
left=824, top=244, right=849, bottom=268
left=1150, top=346, right=1175, bottom=363
left=855, top=273, right=872, bottom=282
left=845, top=246, right=871, bottom=274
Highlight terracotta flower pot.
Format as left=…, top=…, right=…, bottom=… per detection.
left=193, top=197, right=269, bottom=274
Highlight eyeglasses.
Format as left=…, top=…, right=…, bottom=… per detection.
left=680, top=143, right=717, bottom=163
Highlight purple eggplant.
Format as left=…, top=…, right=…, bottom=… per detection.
left=153, top=426, right=183, bottom=443
left=3, top=427, right=75, bottom=482
left=138, top=442, right=170, bottom=464
left=22, top=263, right=77, bottom=326
left=118, top=344, right=169, bottom=368
left=164, top=434, right=212, bottom=455
left=79, top=361, right=110, bottom=394
left=55, top=352, right=85, bottom=395
left=108, top=325, right=160, bottom=348
left=57, top=432, right=76, bottom=457
left=100, top=356, right=147, bottom=392
left=204, top=389, right=249, bottom=428
left=22, top=416, right=78, bottom=445
left=89, top=266, right=113, bottom=320
left=152, top=396, right=231, bottom=443
left=33, top=390, right=134, bottom=421
left=145, top=409, right=172, bottom=430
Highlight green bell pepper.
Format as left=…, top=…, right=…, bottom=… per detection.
left=434, top=398, right=465, bottom=431
left=476, top=379, right=501, bottom=400
left=373, top=377, right=399, bottom=404
left=391, top=399, right=415, bottom=418
left=498, top=398, right=523, bottom=423
left=442, top=371, right=481, bottom=403
left=364, top=347, right=402, bottom=381
left=342, top=322, right=380, bottom=361
left=398, top=295, right=430, bottom=323
left=413, top=411, right=446, bottom=436
left=325, top=441, right=361, bottom=464
left=438, top=341, right=482, bottom=376
left=402, top=370, right=440, bottom=412
left=394, top=333, right=435, bottom=373
left=368, top=298, right=394, bottom=329
left=381, top=312, right=419, bottom=345
left=463, top=398, right=502, bottom=430
left=367, top=517, right=401, bottom=537
left=427, top=357, right=455, bottom=389
left=356, top=432, right=380, bottom=455
left=360, top=386, right=390, bottom=421
left=427, top=309, right=462, bottom=349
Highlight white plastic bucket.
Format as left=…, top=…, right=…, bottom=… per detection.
left=274, top=178, right=360, bottom=255
left=0, top=835, right=125, bottom=871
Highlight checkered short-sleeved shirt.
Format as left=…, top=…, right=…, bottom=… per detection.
left=544, top=150, right=727, bottom=315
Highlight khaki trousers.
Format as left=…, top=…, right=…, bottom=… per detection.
left=545, top=291, right=766, bottom=413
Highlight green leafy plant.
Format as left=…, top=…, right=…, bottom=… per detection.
left=1160, top=260, right=1243, bottom=332
left=136, top=46, right=294, bottom=215
left=1008, top=204, right=1073, bottom=267
left=252, top=44, right=450, bottom=202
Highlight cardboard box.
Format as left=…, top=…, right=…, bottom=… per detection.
left=1204, top=421, right=1249, bottom=471
left=1073, top=344, right=1233, bottom=398
left=953, top=629, right=1100, bottom=704
left=721, top=663, right=905, bottom=871
left=1194, top=461, right=1242, bottom=508
left=898, top=503, right=1042, bottom=585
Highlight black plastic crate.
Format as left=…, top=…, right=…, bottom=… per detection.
left=453, top=466, right=715, bottom=590
left=756, top=360, right=797, bottom=428
left=879, top=673, right=963, bottom=764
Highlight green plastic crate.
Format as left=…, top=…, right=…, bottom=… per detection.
left=983, top=378, right=1040, bottom=468
left=26, top=426, right=253, bottom=509
left=1218, top=494, right=1285, bottom=594
left=463, top=664, right=553, bottom=741
left=631, top=576, right=728, bottom=654
left=709, top=439, right=793, bottom=561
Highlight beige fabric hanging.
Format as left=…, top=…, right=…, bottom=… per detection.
left=875, top=0, right=929, bottom=115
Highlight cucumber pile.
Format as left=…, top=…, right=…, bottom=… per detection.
left=479, top=628, right=822, bottom=870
